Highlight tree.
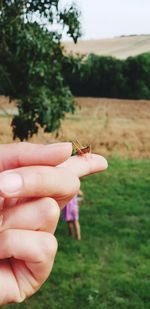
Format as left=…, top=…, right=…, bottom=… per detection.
left=0, top=0, right=81, bottom=140
left=63, top=54, right=125, bottom=98
left=123, top=53, right=150, bottom=99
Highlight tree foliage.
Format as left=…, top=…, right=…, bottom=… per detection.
left=0, top=0, right=81, bottom=140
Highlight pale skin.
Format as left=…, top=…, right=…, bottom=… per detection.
left=0, top=142, right=108, bottom=305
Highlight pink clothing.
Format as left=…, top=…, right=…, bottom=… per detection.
left=63, top=195, right=79, bottom=221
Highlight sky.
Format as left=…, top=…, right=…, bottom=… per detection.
left=61, top=0, right=150, bottom=40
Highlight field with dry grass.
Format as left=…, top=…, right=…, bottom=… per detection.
left=0, top=96, right=149, bottom=159
left=63, top=35, right=150, bottom=59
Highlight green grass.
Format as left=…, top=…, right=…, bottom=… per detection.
left=3, top=158, right=150, bottom=309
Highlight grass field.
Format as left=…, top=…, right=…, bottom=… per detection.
left=63, top=35, right=150, bottom=59
left=2, top=158, right=150, bottom=309
left=0, top=96, right=149, bottom=308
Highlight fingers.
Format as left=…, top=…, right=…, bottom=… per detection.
left=0, top=230, right=58, bottom=300
left=0, top=144, right=108, bottom=305
left=59, top=153, right=108, bottom=177
left=1, top=197, right=60, bottom=233
left=0, top=153, right=107, bottom=200
left=0, top=142, right=72, bottom=172
left=0, top=166, right=80, bottom=200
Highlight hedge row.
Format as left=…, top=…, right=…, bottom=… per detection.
left=62, top=52, right=150, bottom=99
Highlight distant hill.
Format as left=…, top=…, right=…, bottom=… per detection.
left=63, top=35, right=150, bottom=59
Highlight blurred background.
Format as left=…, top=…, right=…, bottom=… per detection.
left=0, top=0, right=150, bottom=308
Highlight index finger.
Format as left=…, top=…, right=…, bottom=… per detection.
left=0, top=153, right=107, bottom=200
left=0, top=142, right=72, bottom=171
left=59, top=153, right=108, bottom=177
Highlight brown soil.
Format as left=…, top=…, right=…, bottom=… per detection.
left=0, top=96, right=150, bottom=158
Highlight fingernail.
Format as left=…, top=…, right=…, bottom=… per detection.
left=101, top=157, right=108, bottom=169
left=0, top=173, right=23, bottom=194
left=99, top=157, right=108, bottom=170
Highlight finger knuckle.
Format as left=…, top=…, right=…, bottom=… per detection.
left=16, top=142, right=29, bottom=164
left=0, top=229, right=12, bottom=254
left=40, top=197, right=60, bottom=223
left=41, top=233, right=58, bottom=261
left=68, top=172, right=80, bottom=198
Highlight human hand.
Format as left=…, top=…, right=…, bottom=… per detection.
left=0, top=142, right=107, bottom=305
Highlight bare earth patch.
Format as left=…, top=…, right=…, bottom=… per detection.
left=0, top=96, right=150, bottom=158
